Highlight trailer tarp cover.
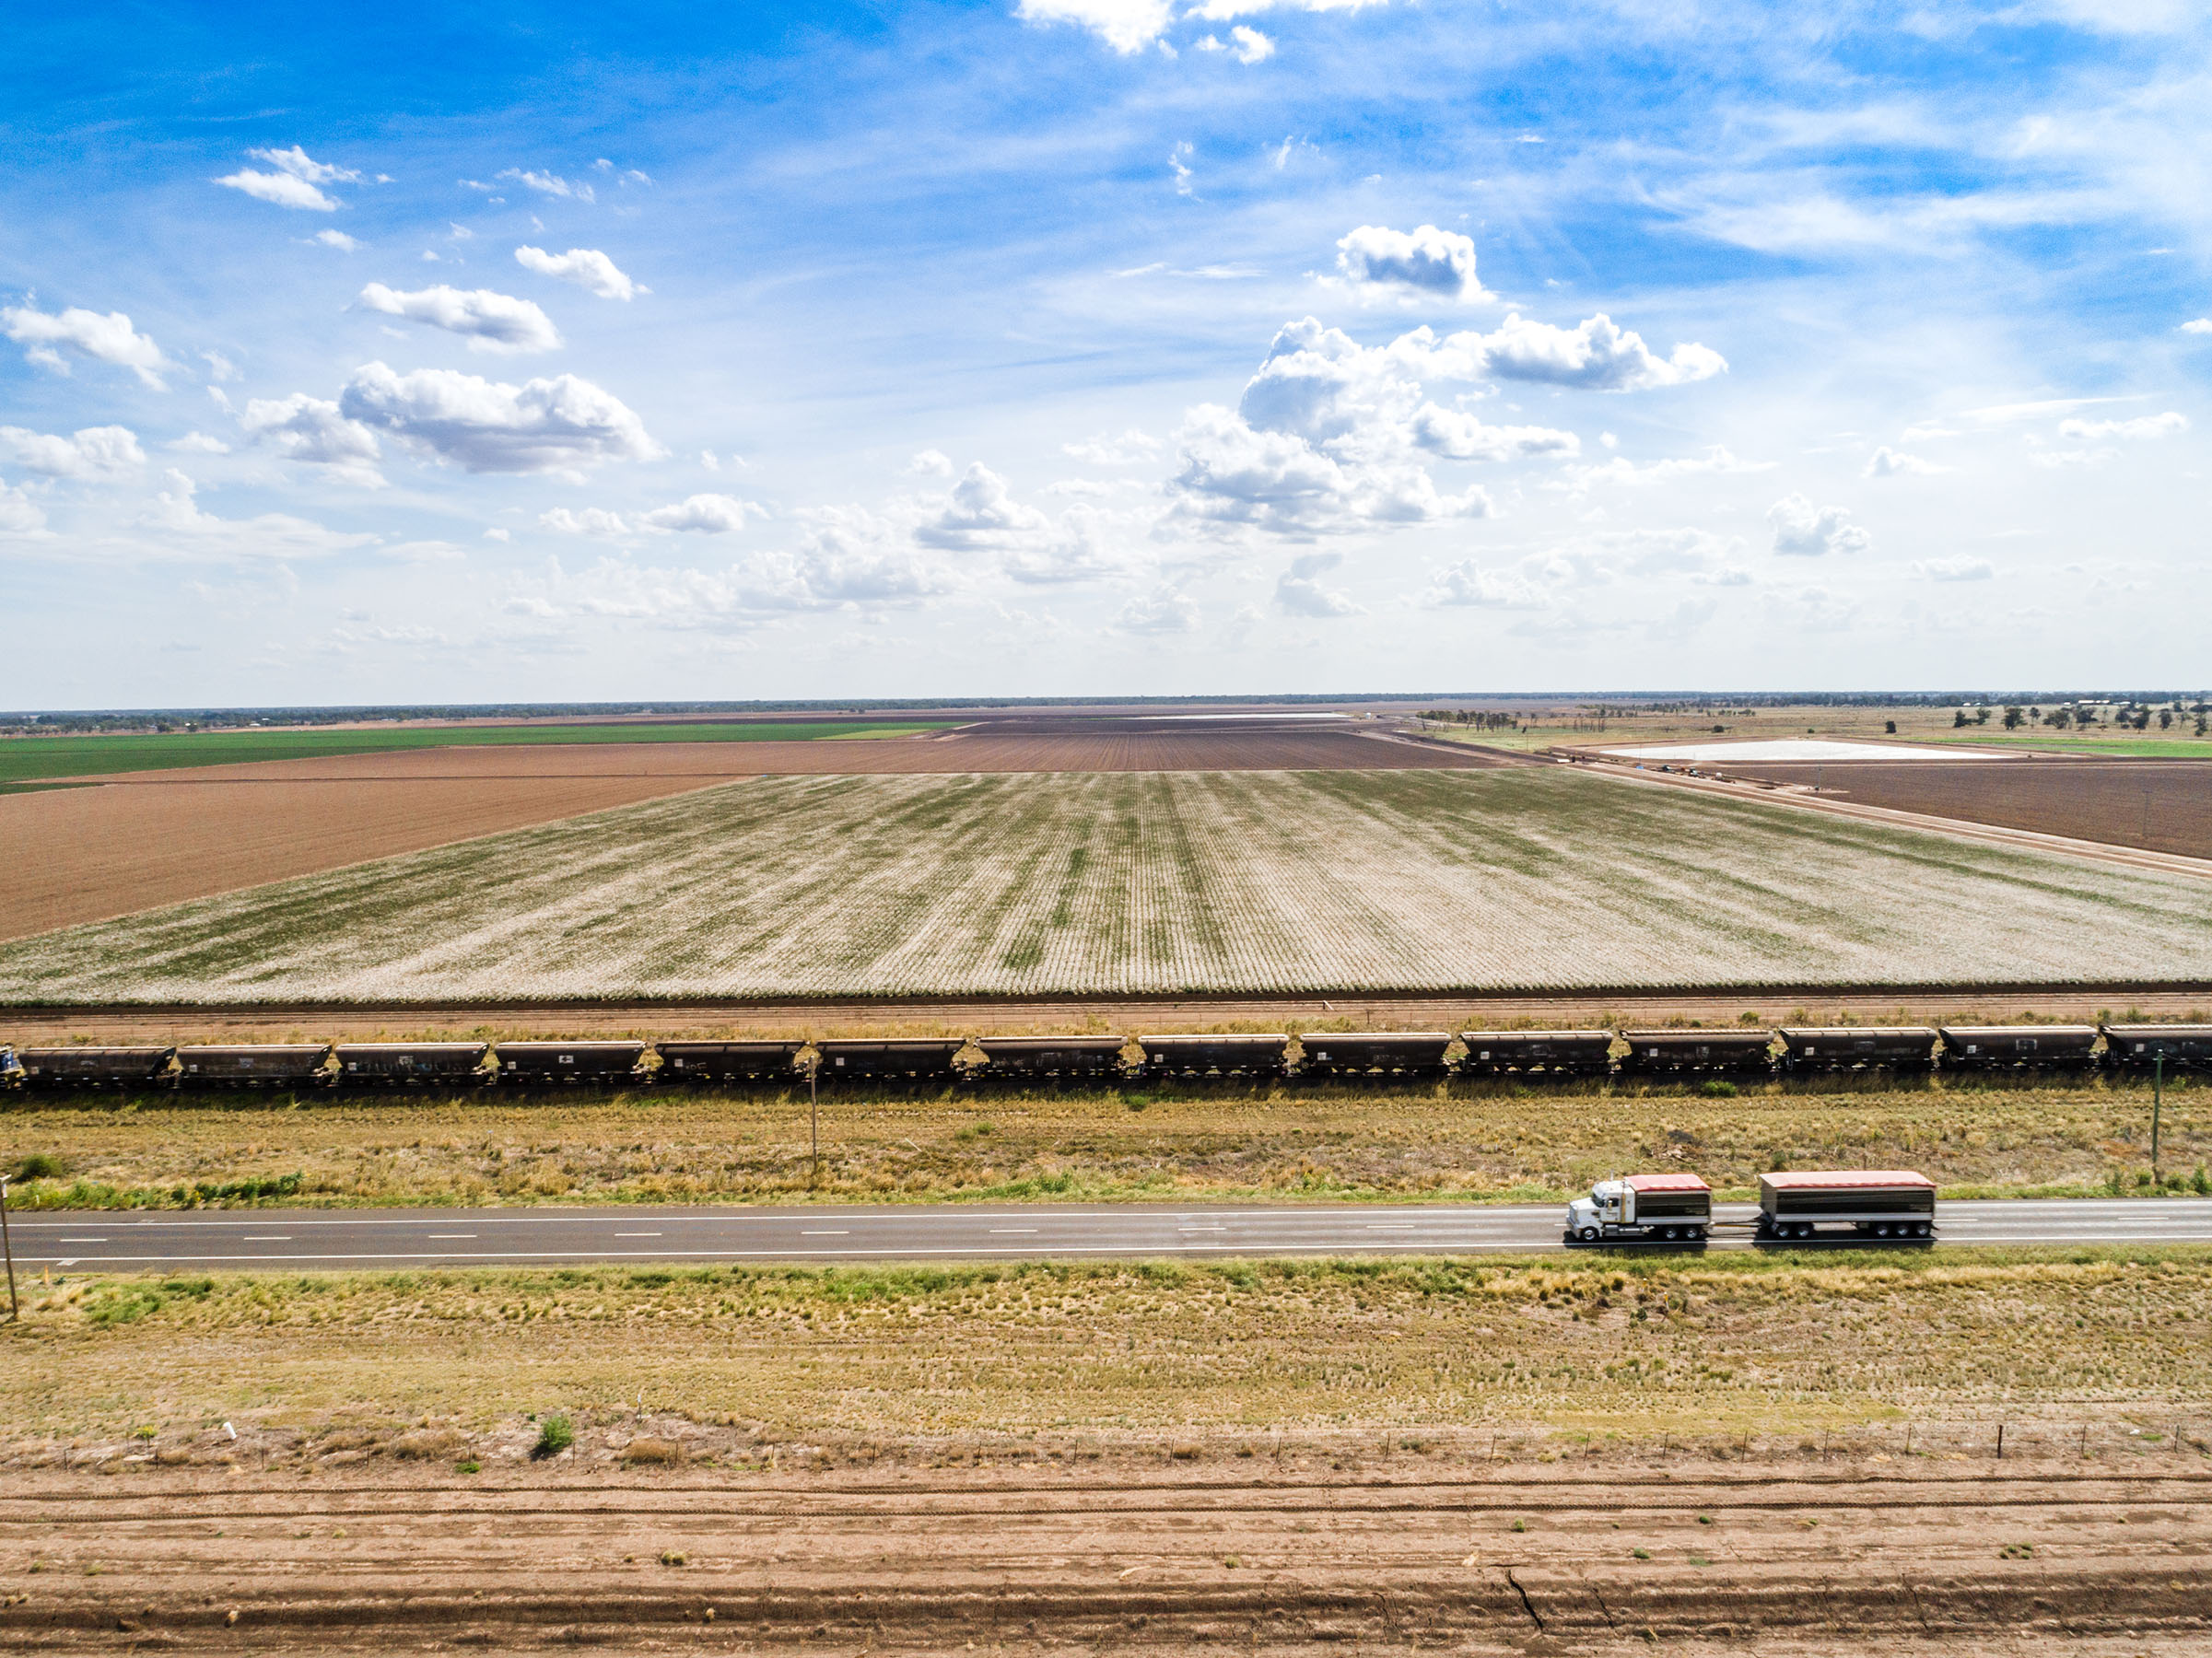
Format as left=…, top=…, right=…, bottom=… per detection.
left=1625, top=1173, right=1711, bottom=1193
left=1761, top=1170, right=1935, bottom=1189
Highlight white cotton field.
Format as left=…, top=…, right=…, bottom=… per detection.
left=5, top=767, right=2210, bottom=1002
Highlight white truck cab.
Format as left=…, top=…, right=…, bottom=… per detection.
left=1565, top=1173, right=1712, bottom=1244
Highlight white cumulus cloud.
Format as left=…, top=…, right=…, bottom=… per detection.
left=2056, top=411, right=2188, bottom=440
left=1197, top=24, right=1274, bottom=59
left=313, top=229, right=363, bottom=251
left=1016, top=0, right=1176, bottom=53
left=240, top=393, right=386, bottom=486
left=1458, top=311, right=1726, bottom=390
left=1423, top=560, right=1551, bottom=610
left=1, top=305, right=171, bottom=387
left=216, top=147, right=358, bottom=211
left=142, top=469, right=376, bottom=558
left=514, top=246, right=645, bottom=301
left=1767, top=493, right=1871, bottom=556
left=1113, top=587, right=1200, bottom=633
left=0, top=424, right=144, bottom=479
left=357, top=283, right=563, bottom=354
left=1275, top=551, right=1363, bottom=616
left=1334, top=224, right=1487, bottom=301
left=1864, top=445, right=1947, bottom=476
left=498, top=168, right=594, bottom=203
left=1410, top=403, right=1578, bottom=461
left=1915, top=555, right=1995, bottom=581
left=640, top=493, right=761, bottom=532
left=916, top=463, right=1052, bottom=551
left=338, top=362, right=661, bottom=474
left=1063, top=428, right=1162, bottom=465
left=2182, top=318, right=2212, bottom=334
left=0, top=480, right=49, bottom=536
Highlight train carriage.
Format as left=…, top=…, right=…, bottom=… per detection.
left=334, top=1042, right=490, bottom=1086
left=175, top=1045, right=333, bottom=1089
left=1617, top=1029, right=1776, bottom=1076
left=1138, top=1033, right=1288, bottom=1079
left=1937, top=1025, right=2101, bottom=1071
left=813, top=1039, right=966, bottom=1081
left=655, top=1039, right=807, bottom=1084
left=973, top=1035, right=1129, bottom=1081
left=492, top=1041, right=647, bottom=1087
left=1295, top=1032, right=1455, bottom=1078
left=2101, top=1023, right=2212, bottom=1071
left=14, top=1045, right=176, bottom=1089
left=1456, top=1031, right=1615, bottom=1076
left=1778, top=1027, right=1939, bottom=1072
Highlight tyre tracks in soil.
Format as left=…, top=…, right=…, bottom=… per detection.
left=2, top=1465, right=2206, bottom=1650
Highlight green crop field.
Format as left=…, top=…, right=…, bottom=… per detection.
left=5, top=766, right=2209, bottom=1003
left=0, top=720, right=950, bottom=785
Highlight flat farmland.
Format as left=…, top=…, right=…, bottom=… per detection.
left=1716, top=756, right=2212, bottom=860
left=0, top=727, right=1497, bottom=940
left=5, top=766, right=2211, bottom=1003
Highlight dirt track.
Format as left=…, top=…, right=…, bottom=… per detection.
left=2, top=1461, right=2204, bottom=1652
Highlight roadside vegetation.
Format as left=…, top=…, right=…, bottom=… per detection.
left=4, top=1248, right=2207, bottom=1455
left=5, top=1077, right=2202, bottom=1210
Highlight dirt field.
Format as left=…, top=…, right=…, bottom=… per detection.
left=7, top=767, right=2210, bottom=1003
left=0, top=728, right=1498, bottom=942
left=4, top=1078, right=2204, bottom=1210
left=1, top=1252, right=2206, bottom=1651
left=1714, top=756, right=2212, bottom=861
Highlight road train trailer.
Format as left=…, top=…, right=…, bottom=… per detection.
left=1756, top=1170, right=1937, bottom=1242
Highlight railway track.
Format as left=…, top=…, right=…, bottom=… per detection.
left=6, top=983, right=2209, bottom=1043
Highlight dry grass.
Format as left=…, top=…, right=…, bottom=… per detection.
left=6, top=1078, right=2203, bottom=1209
left=4, top=1249, right=2208, bottom=1454
left=5, top=768, right=2209, bottom=1001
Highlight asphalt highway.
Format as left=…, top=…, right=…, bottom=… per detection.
left=8, top=1197, right=2211, bottom=1270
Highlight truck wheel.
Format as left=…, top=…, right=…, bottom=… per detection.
left=1578, top=1226, right=1600, bottom=1244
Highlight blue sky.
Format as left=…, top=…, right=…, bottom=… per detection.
left=2, top=0, right=2206, bottom=705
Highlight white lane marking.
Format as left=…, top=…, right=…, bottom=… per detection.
left=427, top=1233, right=477, bottom=1240
left=989, top=1229, right=1038, bottom=1234
left=58, top=1237, right=107, bottom=1244
left=614, top=1232, right=662, bottom=1238
left=242, top=1236, right=291, bottom=1242
left=802, top=1230, right=849, bottom=1236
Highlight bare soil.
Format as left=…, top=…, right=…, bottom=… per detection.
left=1715, top=757, right=2212, bottom=861
left=0, top=1458, right=2206, bottom=1652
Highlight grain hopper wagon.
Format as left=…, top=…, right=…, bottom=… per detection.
left=1139, top=1033, right=1288, bottom=1079
left=655, top=1040, right=806, bottom=1083
left=334, top=1042, right=490, bottom=1086
left=2102, top=1024, right=2212, bottom=1071
left=492, top=1041, right=646, bottom=1087
left=1617, top=1030, right=1775, bottom=1076
left=974, top=1035, right=1129, bottom=1081
left=813, top=1039, right=966, bottom=1081
left=1778, top=1027, right=1938, bottom=1072
left=175, top=1045, right=332, bottom=1090
left=1296, top=1032, right=1455, bottom=1078
left=12, top=1046, right=177, bottom=1090
left=1937, top=1025, right=2101, bottom=1071
left=1457, top=1031, right=1614, bottom=1076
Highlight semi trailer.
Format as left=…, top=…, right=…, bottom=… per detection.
left=1564, top=1173, right=1712, bottom=1244
left=1757, top=1170, right=1936, bottom=1242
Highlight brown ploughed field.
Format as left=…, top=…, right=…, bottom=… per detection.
left=1718, top=757, right=2212, bottom=861
left=0, top=725, right=1503, bottom=943
left=4, top=1457, right=2205, bottom=1654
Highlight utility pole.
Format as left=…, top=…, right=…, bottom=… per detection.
left=810, top=1063, right=821, bottom=1180
left=2152, top=1055, right=2164, bottom=1186
left=0, top=1175, right=18, bottom=1323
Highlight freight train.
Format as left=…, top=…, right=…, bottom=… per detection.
left=1, top=1021, right=2205, bottom=1092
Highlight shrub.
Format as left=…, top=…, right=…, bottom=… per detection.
left=1699, top=1080, right=1738, bottom=1098
left=13, top=1153, right=67, bottom=1182
left=532, top=1414, right=574, bottom=1459
left=622, top=1437, right=685, bottom=1465
left=456, top=1459, right=482, bottom=1475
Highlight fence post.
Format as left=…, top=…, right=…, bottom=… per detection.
left=1996, top=1424, right=2004, bottom=1460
